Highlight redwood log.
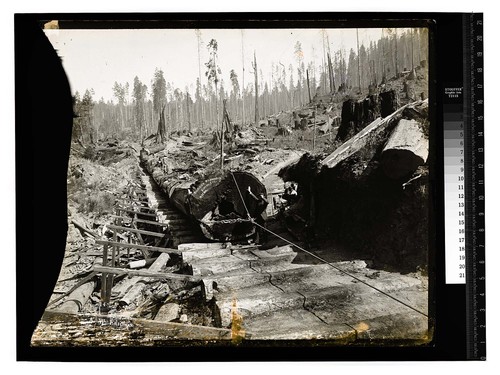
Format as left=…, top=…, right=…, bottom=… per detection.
left=56, top=281, right=95, bottom=314
left=322, top=101, right=415, bottom=172
left=142, top=149, right=267, bottom=241
left=381, top=119, right=428, bottom=179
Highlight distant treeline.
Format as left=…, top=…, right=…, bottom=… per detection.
left=73, top=28, right=428, bottom=144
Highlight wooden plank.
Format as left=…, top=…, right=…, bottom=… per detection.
left=177, top=242, right=225, bottom=251
left=131, top=217, right=145, bottom=246
left=70, top=220, right=98, bottom=238
left=116, top=198, right=150, bottom=205
left=95, top=239, right=182, bottom=255
left=182, top=247, right=232, bottom=263
left=118, top=205, right=156, bottom=213
left=93, top=265, right=201, bottom=282
left=118, top=208, right=157, bottom=218
left=110, top=215, right=170, bottom=227
left=107, top=224, right=167, bottom=238
left=47, top=272, right=98, bottom=307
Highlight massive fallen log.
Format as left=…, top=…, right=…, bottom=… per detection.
left=141, top=150, right=268, bottom=242
left=278, top=99, right=430, bottom=272
left=281, top=99, right=427, bottom=181
left=322, top=104, right=409, bottom=173
left=380, top=119, right=428, bottom=179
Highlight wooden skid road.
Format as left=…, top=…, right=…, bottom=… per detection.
left=38, top=158, right=429, bottom=346
left=182, top=243, right=429, bottom=342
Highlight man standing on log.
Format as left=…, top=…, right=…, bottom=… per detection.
left=246, top=186, right=268, bottom=244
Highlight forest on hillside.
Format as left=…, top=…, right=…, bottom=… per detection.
left=72, top=28, right=428, bottom=144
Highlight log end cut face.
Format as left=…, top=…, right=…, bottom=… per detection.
left=380, top=149, right=425, bottom=180
left=381, top=119, right=429, bottom=180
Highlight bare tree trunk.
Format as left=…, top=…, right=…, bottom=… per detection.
left=253, top=51, right=259, bottom=126
left=306, top=69, right=312, bottom=103
left=411, top=28, right=415, bottom=70
left=395, top=28, right=399, bottom=78
left=327, top=52, right=335, bottom=93
left=322, top=30, right=328, bottom=95
left=356, top=28, right=362, bottom=93
left=186, top=93, right=192, bottom=133
left=381, top=29, right=387, bottom=83
left=196, top=30, right=204, bottom=130
left=241, top=31, right=246, bottom=126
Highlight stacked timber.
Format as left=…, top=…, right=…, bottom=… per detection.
left=141, top=148, right=268, bottom=242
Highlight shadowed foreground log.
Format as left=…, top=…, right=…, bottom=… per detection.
left=278, top=99, right=429, bottom=271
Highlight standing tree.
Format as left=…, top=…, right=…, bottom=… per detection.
left=288, top=64, right=295, bottom=108
left=321, top=29, right=328, bottom=95
left=112, top=82, right=126, bottom=131
left=356, top=28, right=362, bottom=93
left=132, top=76, right=147, bottom=143
left=173, top=88, right=184, bottom=132
left=158, top=104, right=167, bottom=143
left=394, top=28, right=399, bottom=77
left=294, top=41, right=304, bottom=104
left=185, top=88, right=193, bottom=133
left=80, top=89, right=95, bottom=144
left=229, top=69, right=240, bottom=121
left=195, top=77, right=203, bottom=128
left=205, top=39, right=223, bottom=169
left=152, top=68, right=167, bottom=141
left=195, top=29, right=205, bottom=129
left=251, top=51, right=259, bottom=126
left=241, top=30, right=246, bottom=126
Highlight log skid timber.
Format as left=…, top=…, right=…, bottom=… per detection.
left=95, top=239, right=182, bottom=255
left=96, top=180, right=178, bottom=312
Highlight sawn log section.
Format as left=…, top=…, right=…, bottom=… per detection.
left=141, top=149, right=268, bottom=241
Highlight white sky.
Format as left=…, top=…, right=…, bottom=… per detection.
left=44, top=27, right=399, bottom=102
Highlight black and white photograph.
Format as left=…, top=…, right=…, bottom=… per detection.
left=29, top=20, right=431, bottom=346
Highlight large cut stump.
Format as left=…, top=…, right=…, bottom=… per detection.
left=335, top=94, right=381, bottom=143
left=380, top=90, right=399, bottom=117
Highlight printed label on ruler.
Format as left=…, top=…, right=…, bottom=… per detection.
left=444, top=88, right=466, bottom=284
